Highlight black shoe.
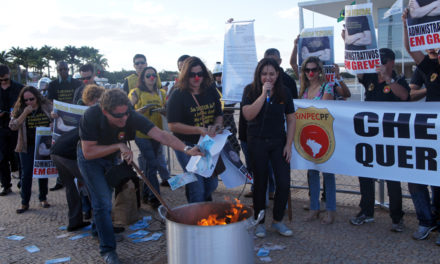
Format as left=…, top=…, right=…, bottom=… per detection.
left=67, top=221, right=91, bottom=232
left=149, top=198, right=161, bottom=209
left=113, top=226, right=125, bottom=233
left=0, top=187, right=12, bottom=196
left=50, top=183, right=64, bottom=191
left=103, top=251, right=122, bottom=264
left=16, top=205, right=29, bottom=214
left=160, top=181, right=170, bottom=187
left=84, top=210, right=92, bottom=220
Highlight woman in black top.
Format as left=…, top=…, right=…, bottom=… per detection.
left=167, top=56, right=223, bottom=203
left=241, top=58, right=295, bottom=238
left=9, top=86, right=53, bottom=213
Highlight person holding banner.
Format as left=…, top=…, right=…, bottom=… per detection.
left=242, top=58, right=295, bottom=237
left=167, top=56, right=223, bottom=204
left=9, top=86, right=53, bottom=213
left=299, top=56, right=337, bottom=224
left=348, top=47, right=409, bottom=232
left=402, top=8, right=440, bottom=244
left=128, top=66, right=168, bottom=209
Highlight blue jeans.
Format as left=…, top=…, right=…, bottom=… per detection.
left=157, top=145, right=170, bottom=181
left=408, top=183, right=436, bottom=227
left=174, top=147, right=218, bottom=203
left=308, top=170, right=336, bottom=211
left=135, top=137, right=160, bottom=200
left=77, top=146, right=115, bottom=255
left=19, top=145, right=48, bottom=205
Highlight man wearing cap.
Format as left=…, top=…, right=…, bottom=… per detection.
left=349, top=47, right=409, bottom=233
left=402, top=8, right=440, bottom=244
left=0, top=65, right=23, bottom=196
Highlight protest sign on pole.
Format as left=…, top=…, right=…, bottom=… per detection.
left=291, top=99, right=440, bottom=186
left=33, top=127, right=57, bottom=178
left=222, top=20, right=258, bottom=103
left=406, top=0, right=440, bottom=51
left=298, top=27, right=335, bottom=83
left=344, top=3, right=380, bottom=74
left=52, top=100, right=88, bottom=142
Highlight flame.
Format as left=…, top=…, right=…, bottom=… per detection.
left=197, top=198, right=248, bottom=226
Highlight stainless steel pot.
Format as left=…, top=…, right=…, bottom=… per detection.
left=159, top=202, right=264, bottom=264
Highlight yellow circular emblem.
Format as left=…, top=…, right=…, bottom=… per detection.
left=383, top=85, right=391, bottom=94
left=368, top=83, right=374, bottom=91
left=430, top=73, right=438, bottom=82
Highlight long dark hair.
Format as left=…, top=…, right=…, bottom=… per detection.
left=245, top=58, right=285, bottom=103
left=12, top=86, right=50, bottom=118
left=137, top=66, right=158, bottom=93
left=299, top=56, right=326, bottom=98
left=176, top=56, right=212, bottom=94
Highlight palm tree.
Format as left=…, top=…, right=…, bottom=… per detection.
left=39, top=45, right=53, bottom=77
left=0, top=51, right=11, bottom=65
left=90, top=54, right=109, bottom=75
left=49, top=48, right=68, bottom=77
left=64, top=45, right=80, bottom=73
left=9, top=46, right=25, bottom=82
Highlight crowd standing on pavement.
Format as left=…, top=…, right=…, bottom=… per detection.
left=1, top=10, right=440, bottom=263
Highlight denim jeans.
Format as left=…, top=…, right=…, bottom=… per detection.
left=408, top=183, right=436, bottom=227
left=157, top=145, right=170, bottom=181
left=308, top=170, right=336, bottom=211
left=77, top=146, right=115, bottom=255
left=174, top=146, right=218, bottom=203
left=19, top=145, right=48, bottom=205
left=135, top=137, right=160, bottom=200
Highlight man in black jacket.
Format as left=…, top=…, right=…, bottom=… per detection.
left=0, top=65, right=23, bottom=196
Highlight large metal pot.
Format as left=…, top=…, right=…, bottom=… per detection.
left=159, top=202, right=264, bottom=264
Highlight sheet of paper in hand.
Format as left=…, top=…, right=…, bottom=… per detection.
left=168, top=172, right=198, bottom=190
left=186, top=130, right=231, bottom=178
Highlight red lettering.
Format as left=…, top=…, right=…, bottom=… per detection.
left=427, top=34, right=433, bottom=44
left=326, top=74, right=334, bottom=82
left=345, top=60, right=351, bottom=70
left=415, top=36, right=425, bottom=46
left=357, top=61, right=363, bottom=70
left=367, top=60, right=376, bottom=69
left=33, top=168, right=46, bottom=175
left=47, top=168, right=58, bottom=174
left=434, top=33, right=440, bottom=44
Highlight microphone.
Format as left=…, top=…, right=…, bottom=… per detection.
left=266, top=89, right=270, bottom=102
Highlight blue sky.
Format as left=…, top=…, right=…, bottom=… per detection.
left=1, top=0, right=345, bottom=73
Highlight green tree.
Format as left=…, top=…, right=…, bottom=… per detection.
left=39, top=45, right=53, bottom=77
left=0, top=51, right=11, bottom=65
left=64, top=45, right=80, bottom=73
left=9, top=46, right=25, bottom=82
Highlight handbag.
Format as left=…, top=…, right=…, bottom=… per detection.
left=105, top=160, right=137, bottom=188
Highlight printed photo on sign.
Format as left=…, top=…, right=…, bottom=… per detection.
left=406, top=0, right=440, bottom=51
left=298, top=27, right=335, bottom=83
left=344, top=3, right=380, bottom=74
left=33, top=127, right=58, bottom=178
left=52, top=100, right=88, bottom=142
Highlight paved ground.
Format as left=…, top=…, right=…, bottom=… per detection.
left=1, top=148, right=440, bottom=264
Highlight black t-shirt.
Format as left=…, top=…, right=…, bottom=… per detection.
left=26, top=107, right=51, bottom=146
left=79, top=105, right=155, bottom=159
left=410, top=67, right=426, bottom=87
left=50, top=127, right=79, bottom=160
left=360, top=71, right=410, bottom=102
left=281, top=70, right=298, bottom=99
left=345, top=16, right=370, bottom=51
left=416, top=56, right=440, bottom=101
left=241, top=85, right=294, bottom=138
left=167, top=87, right=223, bottom=144
left=47, top=78, right=82, bottom=103
left=0, top=80, right=23, bottom=128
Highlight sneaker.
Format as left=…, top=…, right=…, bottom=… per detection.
left=255, top=224, right=266, bottom=238
left=391, top=219, right=404, bottom=232
left=350, top=214, right=374, bottom=226
left=272, top=222, right=293, bottom=237
left=102, top=251, right=122, bottom=264
left=412, top=225, right=436, bottom=240
left=0, top=187, right=12, bottom=196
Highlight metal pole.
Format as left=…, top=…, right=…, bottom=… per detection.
left=299, top=7, right=304, bottom=32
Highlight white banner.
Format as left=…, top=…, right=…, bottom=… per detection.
left=344, top=3, right=380, bottom=74
left=222, top=20, right=258, bottom=103
left=291, top=100, right=440, bottom=186
left=52, top=100, right=88, bottom=142
left=406, top=0, right=440, bottom=52
left=33, top=127, right=57, bottom=178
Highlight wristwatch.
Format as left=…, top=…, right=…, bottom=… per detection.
left=184, top=146, right=191, bottom=154
left=386, top=78, right=395, bottom=85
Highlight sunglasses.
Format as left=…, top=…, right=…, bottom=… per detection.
left=24, top=97, right=35, bottom=102
left=189, top=71, right=203, bottom=78
left=134, top=61, right=146, bottom=66
left=304, top=68, right=319, bottom=73
left=109, top=110, right=130, bottom=118
left=80, top=76, right=92, bottom=81
left=0, top=78, right=9, bottom=82
left=145, top=74, right=157, bottom=79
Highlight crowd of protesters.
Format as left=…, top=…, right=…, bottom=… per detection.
left=1, top=10, right=440, bottom=262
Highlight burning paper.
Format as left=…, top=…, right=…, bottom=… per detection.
left=197, top=198, right=248, bottom=226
